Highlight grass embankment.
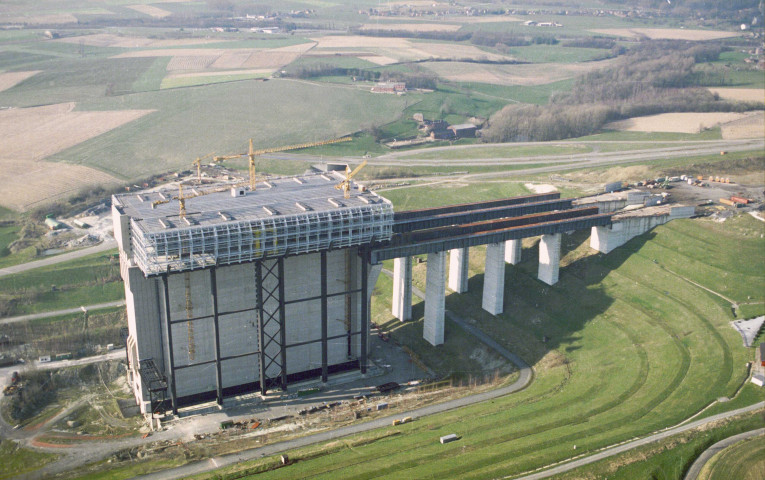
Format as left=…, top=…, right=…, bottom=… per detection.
left=0, top=249, right=122, bottom=315
left=188, top=194, right=762, bottom=479
left=556, top=410, right=764, bottom=480
left=698, top=430, right=765, bottom=480
left=0, top=440, right=58, bottom=480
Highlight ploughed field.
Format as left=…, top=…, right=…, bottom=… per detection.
left=204, top=214, right=763, bottom=479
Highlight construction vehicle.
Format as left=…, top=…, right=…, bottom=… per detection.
left=335, top=160, right=367, bottom=199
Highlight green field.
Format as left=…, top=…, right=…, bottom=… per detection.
left=387, top=143, right=592, bottom=160
left=0, top=440, right=57, bottom=480
left=0, top=250, right=122, bottom=315
left=48, top=79, right=409, bottom=179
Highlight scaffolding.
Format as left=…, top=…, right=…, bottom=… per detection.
left=115, top=173, right=394, bottom=276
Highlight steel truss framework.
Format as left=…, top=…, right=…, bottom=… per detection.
left=132, top=204, right=392, bottom=276
left=157, top=253, right=368, bottom=414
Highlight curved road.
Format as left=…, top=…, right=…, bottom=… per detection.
left=683, top=427, right=765, bottom=480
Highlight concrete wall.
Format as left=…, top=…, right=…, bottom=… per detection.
left=590, top=206, right=695, bottom=254
left=125, top=246, right=366, bottom=412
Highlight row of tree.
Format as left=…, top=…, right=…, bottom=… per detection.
left=481, top=41, right=763, bottom=143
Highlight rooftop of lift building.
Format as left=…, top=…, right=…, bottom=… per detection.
left=113, top=171, right=392, bottom=234
left=112, top=172, right=395, bottom=276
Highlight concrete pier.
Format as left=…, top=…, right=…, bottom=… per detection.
left=590, top=206, right=695, bottom=254
left=448, top=248, right=469, bottom=293
left=482, top=242, right=506, bottom=315
left=538, top=233, right=562, bottom=286
left=504, top=239, right=522, bottom=265
left=423, top=251, right=446, bottom=346
left=391, top=256, right=412, bottom=321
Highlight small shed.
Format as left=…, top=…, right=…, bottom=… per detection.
left=448, top=124, right=477, bottom=138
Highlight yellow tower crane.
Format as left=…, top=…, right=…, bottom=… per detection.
left=214, top=136, right=353, bottom=190
left=334, top=160, right=367, bottom=199
left=192, top=152, right=216, bottom=183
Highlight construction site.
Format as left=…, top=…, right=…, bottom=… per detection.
left=113, top=149, right=706, bottom=421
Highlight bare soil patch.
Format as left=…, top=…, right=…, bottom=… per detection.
left=524, top=183, right=558, bottom=193
left=0, top=71, right=40, bottom=92
left=359, top=55, right=399, bottom=65
left=425, top=59, right=614, bottom=85
left=415, top=42, right=511, bottom=62
left=359, top=23, right=463, bottom=32
left=720, top=111, right=765, bottom=140
left=708, top=88, right=765, bottom=102
left=127, top=4, right=172, bottom=18
left=606, top=112, right=752, bottom=133
left=57, top=33, right=227, bottom=48
left=589, top=28, right=738, bottom=41
left=0, top=103, right=153, bottom=211
left=166, top=55, right=217, bottom=71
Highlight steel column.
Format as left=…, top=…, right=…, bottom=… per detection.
left=278, top=258, right=287, bottom=390
left=209, top=267, right=223, bottom=405
left=161, top=273, right=178, bottom=415
left=255, top=261, right=266, bottom=394
left=360, top=251, right=368, bottom=374
left=320, top=251, right=328, bottom=382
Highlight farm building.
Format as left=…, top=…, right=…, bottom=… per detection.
left=371, top=82, right=406, bottom=94
left=448, top=123, right=478, bottom=138
left=113, top=173, right=393, bottom=415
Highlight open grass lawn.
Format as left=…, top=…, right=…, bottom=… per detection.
left=506, top=44, right=614, bottom=63
left=194, top=208, right=762, bottom=479
left=459, top=78, right=576, bottom=105
left=0, top=56, right=159, bottom=106
left=0, top=440, right=58, bottom=480
left=380, top=181, right=530, bottom=211
left=49, top=78, right=409, bottom=179
left=0, top=250, right=122, bottom=315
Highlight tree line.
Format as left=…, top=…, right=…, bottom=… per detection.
left=481, top=41, right=764, bottom=143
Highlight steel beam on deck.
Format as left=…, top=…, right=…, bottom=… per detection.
left=371, top=214, right=612, bottom=263
left=393, top=198, right=573, bottom=233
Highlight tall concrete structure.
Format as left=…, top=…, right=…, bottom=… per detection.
left=423, top=251, right=446, bottom=346
left=537, top=234, right=562, bottom=286
left=448, top=248, right=469, bottom=293
left=391, top=256, right=412, bottom=321
left=113, top=173, right=392, bottom=415
left=482, top=242, right=506, bottom=315
left=504, top=239, right=522, bottom=265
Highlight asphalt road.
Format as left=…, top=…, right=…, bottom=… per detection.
left=0, top=240, right=116, bottom=278
left=683, top=427, right=765, bottom=480
left=0, top=300, right=126, bottom=325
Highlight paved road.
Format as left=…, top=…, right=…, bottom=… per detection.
left=264, top=139, right=764, bottom=170
left=0, top=300, right=126, bottom=325
left=684, top=427, right=765, bottom=480
left=512, top=402, right=765, bottom=480
left=0, top=240, right=116, bottom=278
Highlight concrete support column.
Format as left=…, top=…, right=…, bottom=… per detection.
left=538, top=233, right=562, bottom=286
left=391, top=256, right=412, bottom=321
left=504, top=239, right=522, bottom=265
left=482, top=242, right=506, bottom=315
left=423, top=251, right=446, bottom=347
left=448, top=248, right=469, bottom=293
